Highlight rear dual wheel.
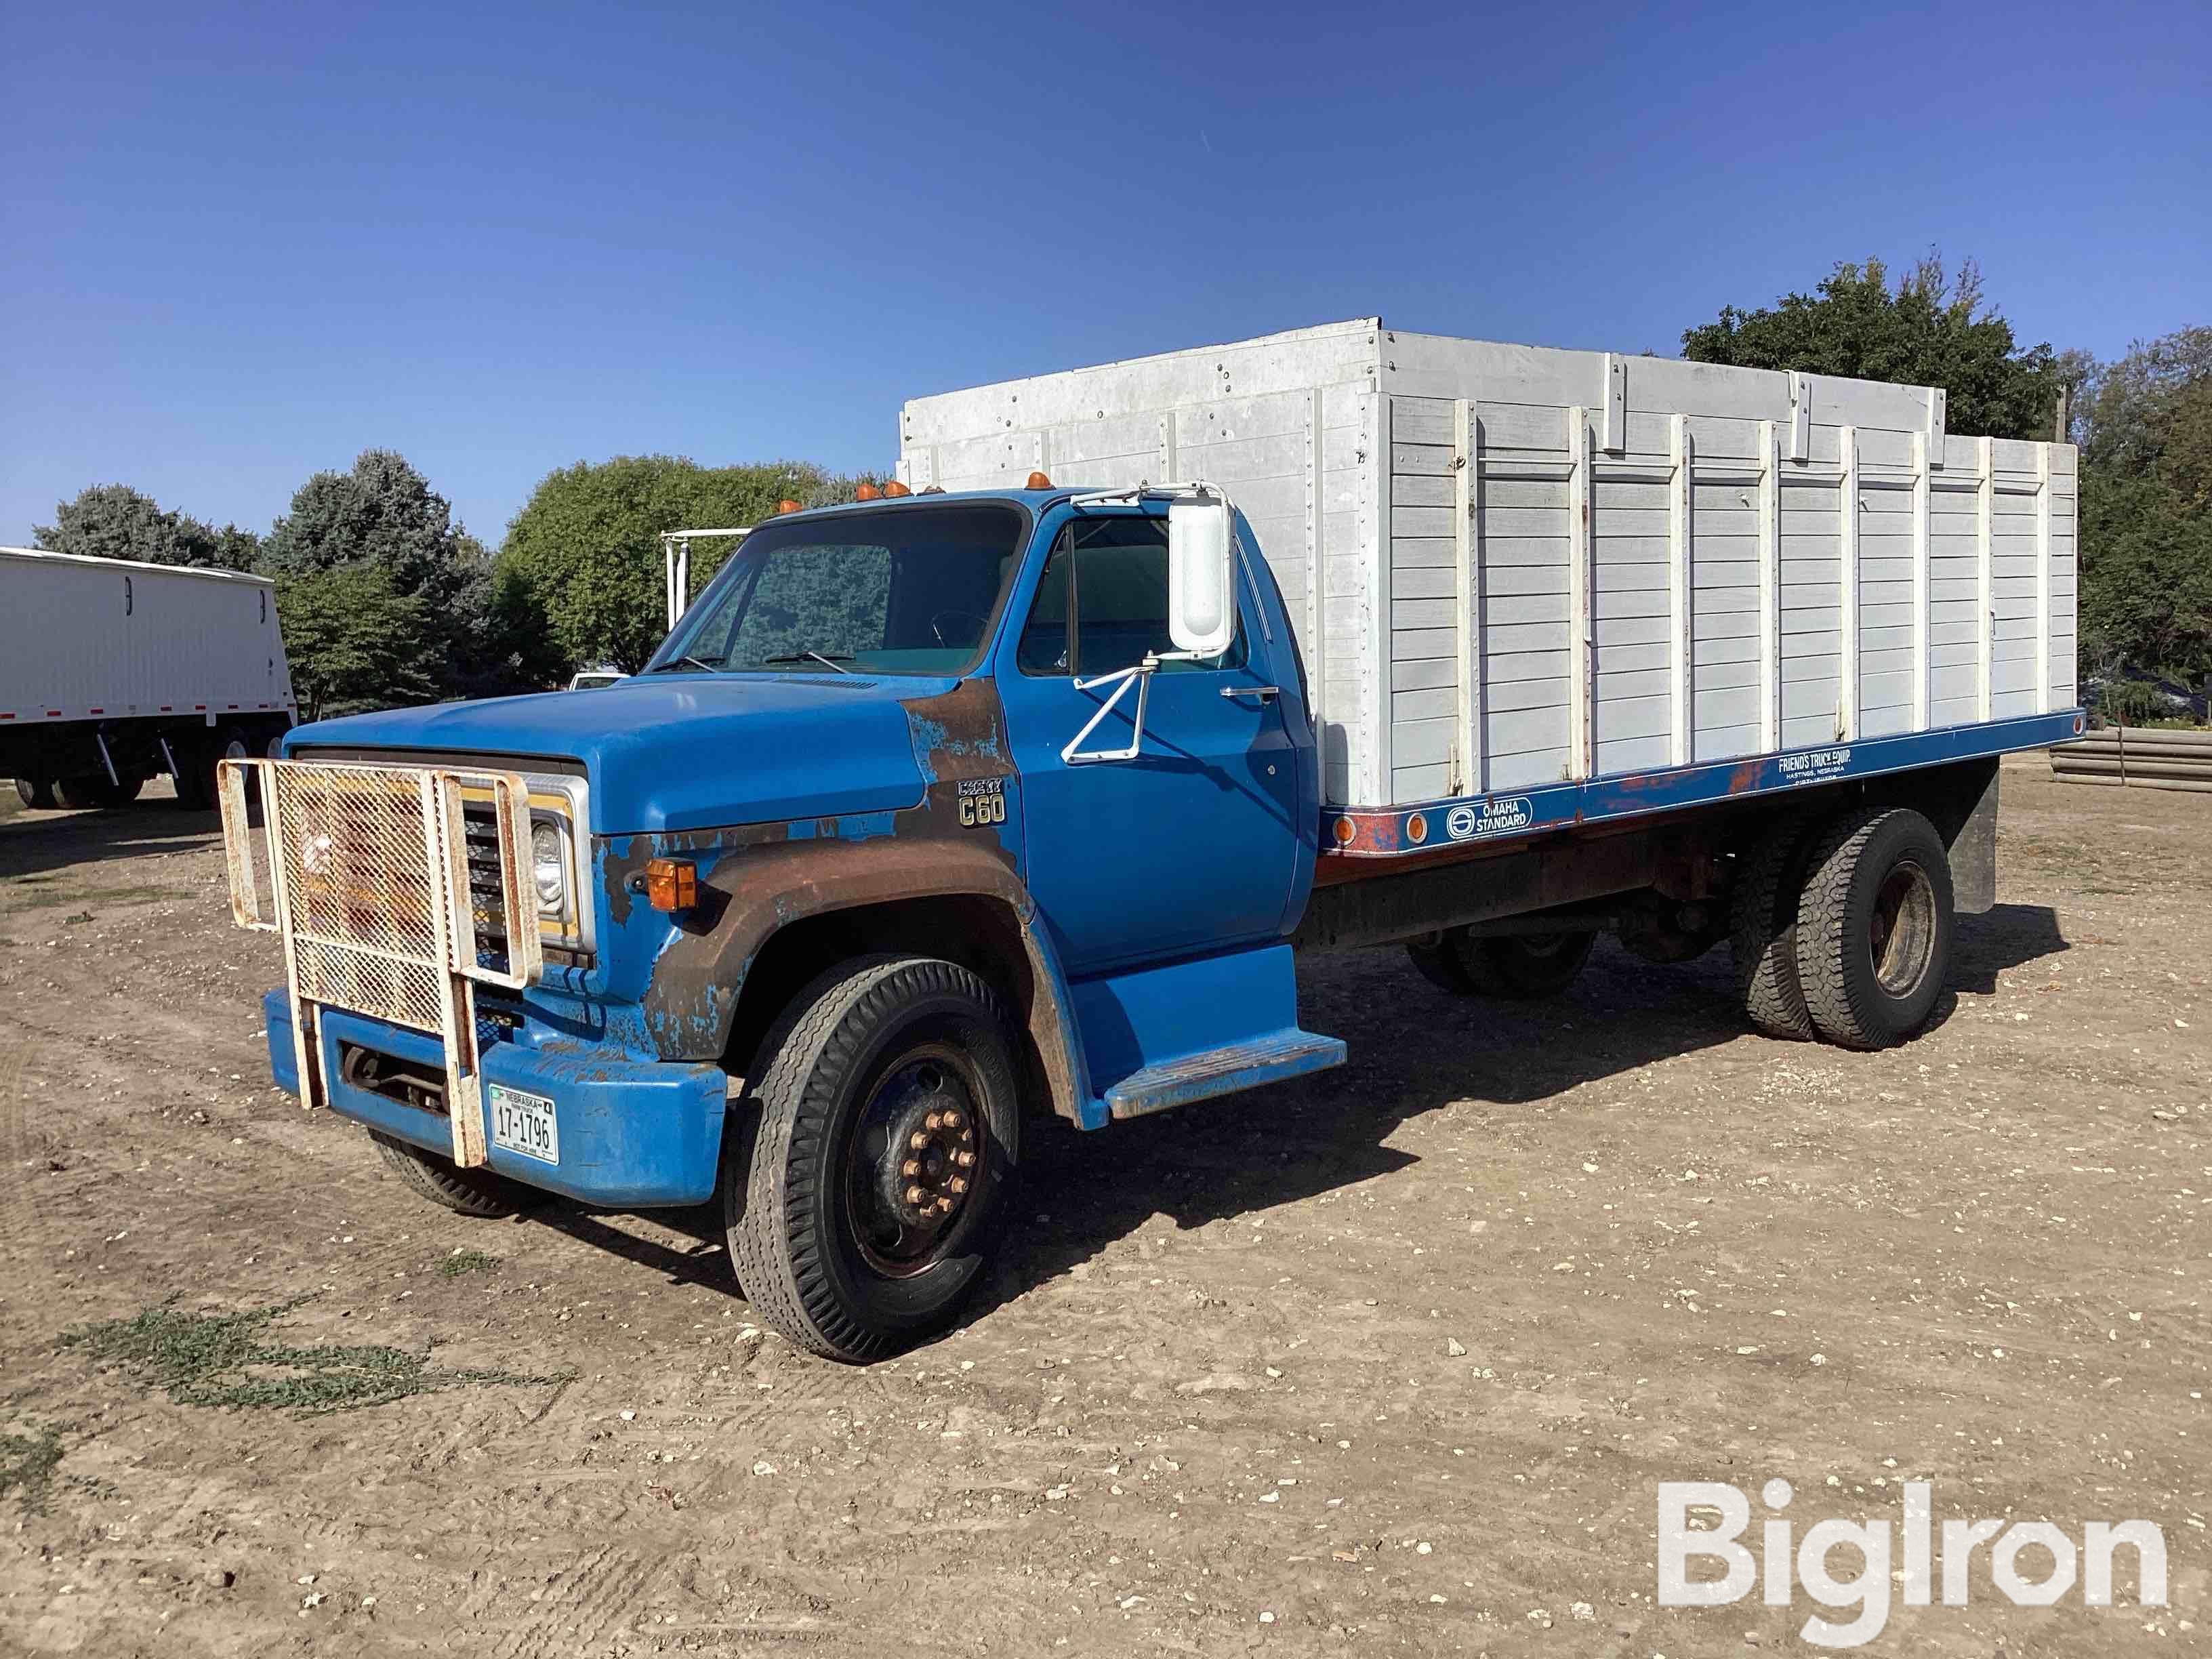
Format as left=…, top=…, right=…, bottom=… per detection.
left=1731, top=806, right=1953, bottom=1048
left=1793, top=808, right=1953, bottom=1050
left=728, top=956, right=1019, bottom=1364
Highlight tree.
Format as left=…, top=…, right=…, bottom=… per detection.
left=35, top=484, right=260, bottom=570
left=274, top=562, right=442, bottom=722
left=262, top=449, right=539, bottom=701
left=498, top=455, right=838, bottom=674
left=263, top=449, right=470, bottom=607
left=1681, top=253, right=2066, bottom=441
left=2072, top=328, right=2212, bottom=684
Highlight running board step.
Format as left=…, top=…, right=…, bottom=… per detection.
left=1105, top=1029, right=1347, bottom=1120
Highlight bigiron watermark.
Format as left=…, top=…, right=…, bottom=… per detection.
left=1658, top=1479, right=2168, bottom=1648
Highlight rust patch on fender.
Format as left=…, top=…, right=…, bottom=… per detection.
left=619, top=678, right=1087, bottom=1121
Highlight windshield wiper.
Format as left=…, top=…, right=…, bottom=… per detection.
left=763, top=652, right=855, bottom=674
left=649, top=655, right=720, bottom=674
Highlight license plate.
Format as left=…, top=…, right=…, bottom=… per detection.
left=489, top=1084, right=559, bottom=1164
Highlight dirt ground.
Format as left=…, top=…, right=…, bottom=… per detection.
left=0, top=756, right=2204, bottom=1657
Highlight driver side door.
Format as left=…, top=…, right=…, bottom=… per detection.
left=996, top=510, right=1303, bottom=976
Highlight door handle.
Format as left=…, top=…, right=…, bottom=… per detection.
left=1221, top=684, right=1280, bottom=703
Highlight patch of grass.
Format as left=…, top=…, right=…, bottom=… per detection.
left=62, top=1297, right=567, bottom=1416
left=0, top=1422, right=64, bottom=1514
left=437, top=1249, right=501, bottom=1278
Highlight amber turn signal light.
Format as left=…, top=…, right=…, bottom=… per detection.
left=853, top=482, right=880, bottom=500
left=776, top=499, right=803, bottom=514
left=1025, top=470, right=1052, bottom=489
left=881, top=478, right=911, bottom=497
left=643, top=857, right=698, bottom=912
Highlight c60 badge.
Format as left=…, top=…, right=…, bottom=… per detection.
left=958, top=778, right=1008, bottom=827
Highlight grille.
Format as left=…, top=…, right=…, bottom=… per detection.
left=462, top=800, right=511, bottom=970
left=272, top=764, right=450, bottom=1033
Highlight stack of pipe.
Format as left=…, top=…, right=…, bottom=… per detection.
left=2050, top=726, right=2212, bottom=794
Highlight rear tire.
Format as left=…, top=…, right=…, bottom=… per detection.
left=1406, top=928, right=1596, bottom=999
left=1793, top=807, right=1954, bottom=1050
left=371, top=1130, right=541, bottom=1218
left=1729, top=817, right=1819, bottom=1040
left=729, top=956, right=1019, bottom=1363
left=13, top=778, right=56, bottom=811
left=56, top=773, right=142, bottom=810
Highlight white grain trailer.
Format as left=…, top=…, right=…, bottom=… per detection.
left=899, top=319, right=2080, bottom=811
left=1, top=547, right=294, bottom=811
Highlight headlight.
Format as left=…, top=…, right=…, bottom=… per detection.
left=531, top=819, right=568, bottom=915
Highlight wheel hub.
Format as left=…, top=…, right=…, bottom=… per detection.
left=858, top=1058, right=981, bottom=1263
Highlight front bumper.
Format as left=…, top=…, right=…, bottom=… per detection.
left=262, top=991, right=728, bottom=1207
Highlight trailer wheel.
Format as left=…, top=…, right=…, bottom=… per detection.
left=55, top=773, right=143, bottom=811
left=1406, top=927, right=1596, bottom=999
left=1728, top=817, right=1819, bottom=1040
left=13, top=778, right=56, bottom=811
left=728, top=956, right=1019, bottom=1364
left=369, top=1130, right=543, bottom=1218
left=1793, top=807, right=1954, bottom=1050
left=177, top=727, right=253, bottom=813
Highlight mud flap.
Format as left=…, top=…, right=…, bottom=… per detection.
left=1946, top=767, right=1999, bottom=916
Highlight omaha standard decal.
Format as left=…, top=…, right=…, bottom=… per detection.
left=1780, top=746, right=1853, bottom=783
left=1446, top=796, right=1534, bottom=841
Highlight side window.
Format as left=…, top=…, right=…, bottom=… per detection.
left=1017, top=517, right=1245, bottom=676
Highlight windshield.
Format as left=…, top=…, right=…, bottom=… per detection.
left=647, top=502, right=1028, bottom=677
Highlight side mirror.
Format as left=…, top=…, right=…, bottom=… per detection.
left=1167, top=495, right=1237, bottom=657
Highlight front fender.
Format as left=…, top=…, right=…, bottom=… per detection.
left=613, top=832, right=1097, bottom=1127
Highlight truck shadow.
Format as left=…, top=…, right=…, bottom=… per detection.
left=518, top=905, right=2066, bottom=1330
left=0, top=797, right=224, bottom=884
left=975, top=903, right=2068, bottom=1322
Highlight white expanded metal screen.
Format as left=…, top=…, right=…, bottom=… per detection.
left=218, top=756, right=543, bottom=1169
left=273, top=764, right=451, bottom=1032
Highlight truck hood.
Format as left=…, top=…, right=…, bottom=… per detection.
left=285, top=674, right=957, bottom=834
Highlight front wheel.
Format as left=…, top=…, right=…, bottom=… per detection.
left=1406, top=927, right=1596, bottom=998
left=728, top=956, right=1020, bottom=1363
left=14, top=778, right=56, bottom=811
left=370, top=1130, right=543, bottom=1218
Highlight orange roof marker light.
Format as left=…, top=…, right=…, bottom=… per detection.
left=881, top=479, right=912, bottom=497
left=853, top=483, right=881, bottom=501
left=776, top=499, right=803, bottom=515
left=1026, top=471, right=1053, bottom=489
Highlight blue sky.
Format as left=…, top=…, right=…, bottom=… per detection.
left=4, top=0, right=2207, bottom=547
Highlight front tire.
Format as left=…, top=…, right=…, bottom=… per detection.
left=1406, top=927, right=1596, bottom=998
left=1793, top=807, right=1954, bottom=1050
left=729, top=956, right=1019, bottom=1363
left=371, top=1130, right=541, bottom=1218
left=13, top=778, right=56, bottom=811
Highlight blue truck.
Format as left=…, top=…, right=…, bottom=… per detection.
left=218, top=327, right=2084, bottom=1361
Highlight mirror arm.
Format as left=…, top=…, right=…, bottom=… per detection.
left=1061, top=651, right=1195, bottom=764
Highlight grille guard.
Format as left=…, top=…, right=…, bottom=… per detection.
left=218, top=757, right=545, bottom=1168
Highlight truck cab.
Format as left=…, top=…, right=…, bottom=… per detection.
left=232, top=486, right=1346, bottom=1360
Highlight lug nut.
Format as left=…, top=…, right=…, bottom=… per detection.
left=950, top=1176, right=968, bottom=1195
left=905, top=1185, right=925, bottom=1207
left=944, top=1109, right=965, bottom=1129
left=909, top=1130, right=929, bottom=1151
left=956, top=1149, right=975, bottom=1169
left=901, top=1158, right=920, bottom=1179
left=925, top=1110, right=944, bottom=1131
